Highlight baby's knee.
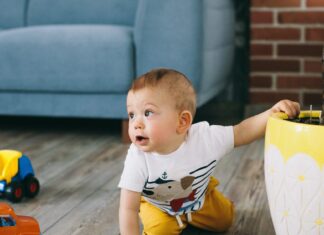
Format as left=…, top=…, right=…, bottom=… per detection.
left=142, top=219, right=183, bottom=235
left=219, top=201, right=235, bottom=231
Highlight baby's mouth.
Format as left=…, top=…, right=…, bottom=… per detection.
left=135, top=135, right=149, bottom=143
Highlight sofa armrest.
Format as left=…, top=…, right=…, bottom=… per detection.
left=0, top=0, right=28, bottom=29
left=134, top=0, right=203, bottom=89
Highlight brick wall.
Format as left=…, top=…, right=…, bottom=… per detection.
left=250, top=0, right=324, bottom=107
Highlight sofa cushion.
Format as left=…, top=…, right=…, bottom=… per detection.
left=0, top=25, right=134, bottom=93
left=0, top=0, right=27, bottom=29
left=27, top=0, right=139, bottom=26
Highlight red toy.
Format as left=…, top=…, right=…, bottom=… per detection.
left=0, top=202, right=40, bottom=234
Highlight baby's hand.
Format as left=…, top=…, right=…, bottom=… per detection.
left=271, top=99, right=300, bottom=118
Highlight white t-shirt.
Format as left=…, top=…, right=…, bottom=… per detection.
left=118, top=121, right=234, bottom=216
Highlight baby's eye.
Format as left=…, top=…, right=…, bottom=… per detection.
left=144, top=110, right=153, bottom=117
left=128, top=112, right=135, bottom=119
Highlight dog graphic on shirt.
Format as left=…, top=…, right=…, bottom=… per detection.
left=143, top=176, right=196, bottom=212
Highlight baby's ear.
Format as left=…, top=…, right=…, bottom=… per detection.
left=176, top=110, right=192, bottom=134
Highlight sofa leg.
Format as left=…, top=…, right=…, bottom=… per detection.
left=122, top=120, right=130, bottom=143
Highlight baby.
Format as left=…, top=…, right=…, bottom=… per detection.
left=118, top=68, right=300, bottom=235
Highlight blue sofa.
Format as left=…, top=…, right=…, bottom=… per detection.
left=0, top=0, right=235, bottom=128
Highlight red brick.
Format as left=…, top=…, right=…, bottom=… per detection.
left=277, top=75, right=322, bottom=89
left=251, top=59, right=300, bottom=72
left=251, top=44, right=273, bottom=56
left=307, top=0, right=324, bottom=7
left=250, top=75, right=272, bottom=88
left=304, top=60, right=322, bottom=73
left=279, top=12, right=324, bottom=24
left=249, top=91, right=299, bottom=104
left=251, top=11, right=273, bottom=24
left=306, top=28, right=324, bottom=42
left=252, top=0, right=300, bottom=7
left=278, top=44, right=322, bottom=57
left=251, top=28, right=300, bottom=40
left=303, top=93, right=322, bottom=105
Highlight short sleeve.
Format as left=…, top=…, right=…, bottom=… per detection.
left=118, top=144, right=147, bottom=192
left=209, top=125, right=234, bottom=157
left=189, top=122, right=234, bottom=161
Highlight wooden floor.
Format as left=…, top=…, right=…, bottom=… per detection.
left=0, top=116, right=275, bottom=235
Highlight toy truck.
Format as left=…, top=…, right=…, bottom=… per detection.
left=0, top=150, right=40, bottom=202
left=0, top=202, right=40, bottom=235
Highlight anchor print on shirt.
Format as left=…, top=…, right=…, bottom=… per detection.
left=143, top=175, right=196, bottom=212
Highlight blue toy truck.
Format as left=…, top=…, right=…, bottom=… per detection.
left=0, top=150, right=40, bottom=202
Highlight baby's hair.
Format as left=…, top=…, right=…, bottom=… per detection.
left=130, top=68, right=197, bottom=117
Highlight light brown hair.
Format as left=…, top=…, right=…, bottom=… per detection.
left=130, top=68, right=197, bottom=117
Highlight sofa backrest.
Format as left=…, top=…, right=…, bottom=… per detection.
left=27, top=0, right=139, bottom=26
left=0, top=0, right=27, bottom=29
left=134, top=0, right=235, bottom=106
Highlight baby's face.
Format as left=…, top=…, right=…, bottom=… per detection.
left=127, top=87, right=181, bottom=154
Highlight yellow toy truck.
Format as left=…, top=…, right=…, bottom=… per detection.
left=0, top=150, right=40, bottom=202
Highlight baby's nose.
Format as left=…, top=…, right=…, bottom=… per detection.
left=134, top=119, right=144, bottom=129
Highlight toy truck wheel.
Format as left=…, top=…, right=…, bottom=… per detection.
left=5, top=181, right=24, bottom=203
left=23, top=175, right=40, bottom=198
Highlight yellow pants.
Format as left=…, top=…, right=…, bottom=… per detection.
left=139, top=176, right=234, bottom=235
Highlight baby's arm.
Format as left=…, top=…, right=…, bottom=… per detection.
left=233, top=99, right=300, bottom=147
left=119, top=189, right=141, bottom=235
